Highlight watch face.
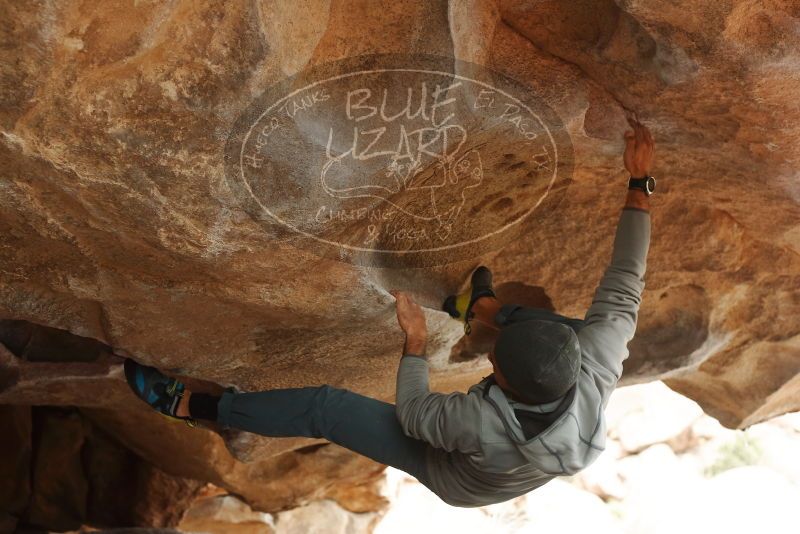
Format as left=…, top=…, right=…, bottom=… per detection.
left=646, top=176, right=656, bottom=194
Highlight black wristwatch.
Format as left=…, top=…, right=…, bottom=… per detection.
left=628, top=175, right=656, bottom=196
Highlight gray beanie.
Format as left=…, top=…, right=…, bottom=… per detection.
left=494, top=320, right=581, bottom=404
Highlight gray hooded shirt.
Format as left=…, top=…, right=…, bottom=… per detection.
left=395, top=207, right=651, bottom=507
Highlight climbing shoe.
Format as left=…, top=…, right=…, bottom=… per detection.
left=123, top=358, right=197, bottom=428
left=442, top=265, right=496, bottom=335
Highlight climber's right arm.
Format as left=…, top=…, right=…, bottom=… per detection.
left=577, top=118, right=654, bottom=403
left=578, top=204, right=650, bottom=383
left=390, top=291, right=482, bottom=453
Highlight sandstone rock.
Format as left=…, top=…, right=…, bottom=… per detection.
left=271, top=500, right=378, bottom=534
left=178, top=490, right=386, bottom=534
left=1, top=0, right=799, bottom=520
left=68, top=530, right=182, bottom=534
left=613, top=443, right=702, bottom=512
left=517, top=479, right=621, bottom=534
left=605, top=381, right=704, bottom=454
left=0, top=405, right=203, bottom=532
left=572, top=439, right=627, bottom=501
left=687, top=412, right=729, bottom=442
left=0, top=319, right=390, bottom=516
left=376, top=468, right=622, bottom=534
left=0, top=405, right=31, bottom=532
left=26, top=408, right=90, bottom=532
left=178, top=494, right=275, bottom=534
left=375, top=468, right=498, bottom=533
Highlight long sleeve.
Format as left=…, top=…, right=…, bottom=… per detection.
left=578, top=208, right=651, bottom=391
left=395, top=355, right=483, bottom=454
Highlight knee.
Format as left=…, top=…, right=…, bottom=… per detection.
left=312, top=384, right=349, bottom=412
left=313, top=384, right=335, bottom=403
left=310, top=385, right=346, bottom=437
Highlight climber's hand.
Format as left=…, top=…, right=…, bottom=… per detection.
left=390, top=290, right=428, bottom=355
left=624, top=117, right=655, bottom=177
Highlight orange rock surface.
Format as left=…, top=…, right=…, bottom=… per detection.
left=1, top=0, right=798, bottom=521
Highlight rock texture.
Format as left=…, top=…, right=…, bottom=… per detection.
left=0, top=404, right=203, bottom=532
left=1, top=0, right=799, bottom=526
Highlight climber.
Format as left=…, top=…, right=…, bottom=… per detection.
left=123, top=117, right=654, bottom=508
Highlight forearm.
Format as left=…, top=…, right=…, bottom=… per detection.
left=403, top=334, right=427, bottom=357
left=583, top=204, right=650, bottom=327
left=396, top=355, right=431, bottom=402
left=466, top=190, right=650, bottom=329
left=579, top=206, right=651, bottom=379
left=395, top=354, right=432, bottom=432
left=619, top=189, right=650, bottom=277
left=624, top=188, right=650, bottom=212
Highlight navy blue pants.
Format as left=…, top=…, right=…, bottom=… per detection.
left=216, top=385, right=435, bottom=488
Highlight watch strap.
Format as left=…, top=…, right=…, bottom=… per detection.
left=628, top=175, right=654, bottom=195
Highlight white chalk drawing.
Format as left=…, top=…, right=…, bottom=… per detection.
left=229, top=57, right=571, bottom=263
left=319, top=84, right=484, bottom=241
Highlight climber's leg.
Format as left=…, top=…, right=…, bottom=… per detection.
left=204, top=385, right=434, bottom=487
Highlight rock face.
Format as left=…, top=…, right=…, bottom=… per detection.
left=1, top=0, right=799, bottom=526
left=0, top=403, right=203, bottom=532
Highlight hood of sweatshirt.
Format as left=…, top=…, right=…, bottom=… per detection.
left=479, top=366, right=607, bottom=476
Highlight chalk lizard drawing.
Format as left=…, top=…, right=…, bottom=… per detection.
left=320, top=124, right=484, bottom=241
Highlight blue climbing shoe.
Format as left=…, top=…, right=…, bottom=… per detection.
left=124, top=358, right=197, bottom=427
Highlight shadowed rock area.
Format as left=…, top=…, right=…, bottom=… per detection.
left=1, top=0, right=799, bottom=529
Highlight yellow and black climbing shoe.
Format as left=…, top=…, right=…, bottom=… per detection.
left=442, top=265, right=496, bottom=335
left=123, top=358, right=197, bottom=427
